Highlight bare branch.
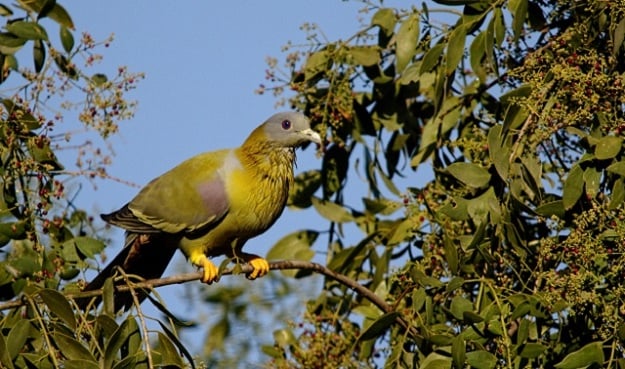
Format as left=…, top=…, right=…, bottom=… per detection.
left=0, top=260, right=421, bottom=340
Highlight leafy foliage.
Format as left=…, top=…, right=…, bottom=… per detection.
left=258, top=0, right=625, bottom=367
left=0, top=0, right=624, bottom=368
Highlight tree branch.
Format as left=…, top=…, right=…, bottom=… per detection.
left=0, top=260, right=421, bottom=340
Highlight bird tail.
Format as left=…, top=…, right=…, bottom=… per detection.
left=76, top=232, right=178, bottom=311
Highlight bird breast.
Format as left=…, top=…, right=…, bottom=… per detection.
left=226, top=146, right=295, bottom=235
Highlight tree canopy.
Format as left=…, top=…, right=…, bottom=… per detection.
left=0, top=0, right=624, bottom=368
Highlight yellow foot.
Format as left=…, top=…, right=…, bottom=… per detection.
left=192, top=254, right=219, bottom=284
left=240, top=253, right=269, bottom=280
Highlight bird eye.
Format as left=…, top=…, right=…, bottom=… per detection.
left=281, top=120, right=291, bottom=130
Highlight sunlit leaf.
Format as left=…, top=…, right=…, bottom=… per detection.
left=6, top=21, right=48, bottom=41
left=420, top=43, right=445, bottom=73
left=595, top=136, right=622, bottom=160
left=371, top=8, right=396, bottom=35
left=304, top=49, right=329, bottom=81
left=447, top=24, right=467, bottom=75
left=447, top=162, right=491, bottom=188
left=466, top=350, right=497, bottom=369
left=267, top=230, right=317, bottom=276
left=395, top=13, right=420, bottom=72
left=311, top=197, right=353, bottom=223
left=349, top=45, right=380, bottom=66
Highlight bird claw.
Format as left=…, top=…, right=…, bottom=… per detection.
left=243, top=255, right=269, bottom=280
left=193, top=254, right=220, bottom=284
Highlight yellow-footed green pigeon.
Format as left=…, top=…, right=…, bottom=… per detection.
left=81, top=111, right=320, bottom=310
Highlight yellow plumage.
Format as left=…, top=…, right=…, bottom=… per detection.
left=81, top=112, right=320, bottom=310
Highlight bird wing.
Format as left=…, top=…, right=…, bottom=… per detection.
left=104, top=150, right=232, bottom=235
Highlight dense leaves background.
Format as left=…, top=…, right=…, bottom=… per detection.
left=0, top=0, right=624, bottom=368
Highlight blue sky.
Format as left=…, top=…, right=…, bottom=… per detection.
left=56, top=0, right=383, bottom=358
left=41, top=0, right=430, bottom=361
left=64, top=1, right=368, bottom=259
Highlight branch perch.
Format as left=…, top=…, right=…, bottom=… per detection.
left=0, top=260, right=421, bottom=340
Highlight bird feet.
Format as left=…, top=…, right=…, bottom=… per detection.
left=239, top=253, right=269, bottom=280
left=191, top=254, right=220, bottom=284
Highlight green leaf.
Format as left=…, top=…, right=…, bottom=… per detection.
left=53, top=333, right=96, bottom=361
left=613, top=17, right=625, bottom=56
left=39, top=289, right=76, bottom=330
left=610, top=178, right=625, bottom=209
left=358, top=311, right=399, bottom=341
left=386, top=218, right=414, bottom=245
left=446, top=24, right=467, bottom=75
left=469, top=31, right=486, bottom=82
left=70, top=236, right=105, bottom=258
left=363, top=198, right=402, bottom=215
left=204, top=317, right=229, bottom=354
left=420, top=43, right=445, bottom=73
left=104, top=317, right=140, bottom=368
left=488, top=125, right=511, bottom=179
left=607, top=161, right=625, bottom=176
left=0, top=221, right=27, bottom=246
left=447, top=162, right=491, bottom=188
left=273, top=328, right=298, bottom=347
left=349, top=45, right=380, bottom=66
left=466, top=350, right=497, bottom=369
left=535, top=200, right=565, bottom=219
left=395, top=13, right=420, bottom=72
left=0, top=334, right=15, bottom=369
left=311, top=197, right=353, bottom=223
left=371, top=8, right=396, bottom=35
left=304, top=49, right=328, bottom=80
left=60, top=26, right=74, bottom=53
left=450, top=295, right=473, bottom=320
left=266, top=230, right=317, bottom=276
left=64, top=360, right=100, bottom=369
left=519, top=343, right=547, bottom=358
left=27, top=136, right=64, bottom=169
left=322, top=144, right=349, bottom=197
left=0, top=32, right=26, bottom=54
left=155, top=320, right=195, bottom=369
left=583, top=167, right=601, bottom=197
left=554, top=342, right=604, bottom=369
left=7, top=320, right=32, bottom=359
left=17, top=0, right=74, bottom=28
left=288, top=170, right=321, bottom=208
left=595, top=136, right=622, bottom=160
left=156, top=332, right=184, bottom=367
left=511, top=0, right=528, bottom=42
left=562, top=165, right=584, bottom=210
left=452, top=336, right=465, bottom=369
left=6, top=21, right=48, bottom=41
left=420, top=352, right=452, bottom=369
left=33, top=39, right=44, bottom=73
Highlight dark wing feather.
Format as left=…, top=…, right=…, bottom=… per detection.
left=77, top=232, right=179, bottom=311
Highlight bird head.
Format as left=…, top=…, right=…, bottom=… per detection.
left=248, top=111, right=321, bottom=149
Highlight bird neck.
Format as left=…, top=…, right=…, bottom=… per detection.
left=237, top=135, right=296, bottom=180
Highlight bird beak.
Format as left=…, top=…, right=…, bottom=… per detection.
left=300, top=128, right=322, bottom=145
